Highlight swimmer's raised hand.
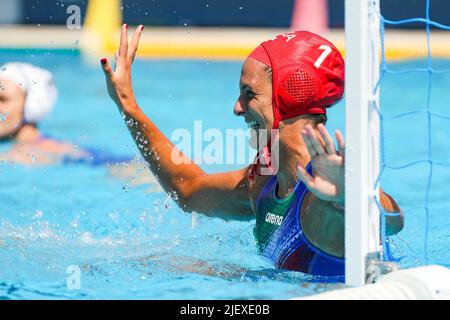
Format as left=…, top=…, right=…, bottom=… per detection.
left=297, top=124, right=345, bottom=206
left=101, top=23, right=144, bottom=110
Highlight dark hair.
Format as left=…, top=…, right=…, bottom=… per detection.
left=264, top=66, right=273, bottom=81
left=264, top=67, right=328, bottom=126
left=305, top=113, right=327, bottom=126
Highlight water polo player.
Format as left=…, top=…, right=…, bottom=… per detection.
left=101, top=25, right=404, bottom=281
left=0, top=62, right=130, bottom=166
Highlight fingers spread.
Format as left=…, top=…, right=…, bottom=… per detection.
left=118, top=24, right=129, bottom=65
left=304, top=124, right=325, bottom=156
left=317, top=123, right=336, bottom=155
left=128, top=25, right=144, bottom=63
left=100, top=58, right=113, bottom=78
left=335, top=130, right=345, bottom=157
left=301, top=128, right=318, bottom=158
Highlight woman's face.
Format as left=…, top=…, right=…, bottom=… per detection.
left=0, top=78, right=25, bottom=139
left=233, top=58, right=274, bottom=150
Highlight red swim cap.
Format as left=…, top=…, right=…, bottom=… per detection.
left=248, top=31, right=345, bottom=129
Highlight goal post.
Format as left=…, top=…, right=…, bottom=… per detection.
left=344, top=0, right=382, bottom=286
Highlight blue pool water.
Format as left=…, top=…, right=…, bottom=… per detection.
left=0, top=50, right=449, bottom=299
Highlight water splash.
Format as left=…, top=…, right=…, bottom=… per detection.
left=0, top=113, right=8, bottom=122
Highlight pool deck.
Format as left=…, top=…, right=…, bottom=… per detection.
left=1, top=25, right=449, bottom=61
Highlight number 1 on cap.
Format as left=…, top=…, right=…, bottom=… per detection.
left=314, top=45, right=332, bottom=69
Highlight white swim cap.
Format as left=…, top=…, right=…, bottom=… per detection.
left=0, top=62, right=58, bottom=123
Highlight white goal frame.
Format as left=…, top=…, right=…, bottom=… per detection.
left=344, top=0, right=382, bottom=286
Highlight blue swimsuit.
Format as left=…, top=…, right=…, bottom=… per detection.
left=254, top=163, right=345, bottom=281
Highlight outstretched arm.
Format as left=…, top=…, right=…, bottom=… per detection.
left=100, top=24, right=253, bottom=220
left=297, top=123, right=404, bottom=236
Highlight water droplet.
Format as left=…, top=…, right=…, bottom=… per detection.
left=70, top=218, right=79, bottom=228
left=0, top=113, right=8, bottom=122
left=33, top=210, right=43, bottom=219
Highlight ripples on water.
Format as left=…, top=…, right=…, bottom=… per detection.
left=0, top=53, right=449, bottom=299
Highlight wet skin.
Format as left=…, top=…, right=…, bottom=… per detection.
left=101, top=24, right=404, bottom=259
